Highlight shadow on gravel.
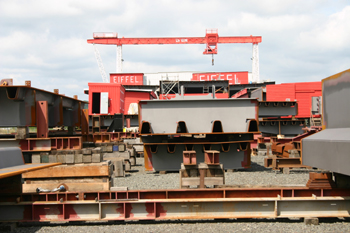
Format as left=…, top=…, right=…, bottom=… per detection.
left=235, top=162, right=271, bottom=172
left=16, top=217, right=350, bottom=228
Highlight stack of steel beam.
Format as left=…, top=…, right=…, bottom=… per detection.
left=139, top=98, right=260, bottom=171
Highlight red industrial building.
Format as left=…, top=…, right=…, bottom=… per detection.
left=265, top=82, right=322, bottom=118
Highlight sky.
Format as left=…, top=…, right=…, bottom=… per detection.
left=1, top=0, right=350, bottom=100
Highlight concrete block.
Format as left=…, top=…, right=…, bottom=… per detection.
left=49, top=154, right=57, bottom=163
left=133, top=144, right=144, bottom=152
left=123, top=138, right=141, bottom=144
left=82, top=155, right=92, bottom=163
left=124, top=159, right=131, bottom=171
left=304, top=217, right=319, bottom=225
left=106, top=144, right=113, bottom=153
left=74, top=149, right=82, bottom=155
left=40, top=152, right=49, bottom=163
left=92, top=153, right=102, bottom=163
left=31, top=154, right=41, bottom=163
left=110, top=186, right=128, bottom=191
left=66, top=150, right=74, bottom=155
left=226, top=169, right=235, bottom=173
left=74, top=154, right=83, bottom=164
left=15, top=126, right=28, bottom=140
left=109, top=158, right=125, bottom=177
left=103, top=151, right=131, bottom=160
left=57, top=154, right=66, bottom=164
left=92, top=147, right=102, bottom=154
left=66, top=154, right=74, bottom=164
left=283, top=168, right=290, bottom=174
left=127, top=148, right=136, bottom=157
left=50, top=150, right=58, bottom=155
left=82, top=148, right=92, bottom=155
left=118, top=143, right=126, bottom=152
left=130, top=156, right=136, bottom=166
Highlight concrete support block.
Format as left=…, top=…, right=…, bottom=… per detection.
left=49, top=154, right=57, bottom=163
left=130, top=156, right=136, bottom=166
left=226, top=169, right=235, bottom=173
left=92, top=153, right=102, bottom=163
left=124, top=160, right=131, bottom=171
left=31, top=154, right=41, bottom=163
left=66, top=154, right=75, bottom=164
left=40, top=152, right=49, bottom=163
left=118, top=143, right=126, bottom=152
left=82, top=148, right=92, bottom=155
left=74, top=154, right=83, bottom=164
left=283, top=168, right=290, bottom=174
left=106, top=143, right=113, bottom=153
left=103, top=151, right=131, bottom=160
left=57, top=154, right=66, bottom=164
left=112, top=158, right=125, bottom=177
left=110, top=186, right=128, bottom=191
left=15, top=126, right=28, bottom=139
left=83, top=155, right=92, bottom=163
left=304, top=217, right=319, bottom=225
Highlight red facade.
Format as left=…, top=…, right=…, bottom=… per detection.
left=124, top=91, right=155, bottom=115
left=266, top=82, right=322, bottom=118
left=192, top=72, right=249, bottom=84
left=110, top=73, right=144, bottom=85
left=88, top=83, right=125, bottom=115
left=159, top=93, right=229, bottom=100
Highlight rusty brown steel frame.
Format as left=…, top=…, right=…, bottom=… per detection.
left=1, top=187, right=350, bottom=222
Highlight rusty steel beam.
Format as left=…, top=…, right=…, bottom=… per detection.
left=36, top=101, right=49, bottom=138
left=0, top=187, right=350, bottom=222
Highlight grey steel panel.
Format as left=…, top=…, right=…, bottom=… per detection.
left=0, top=147, right=23, bottom=169
left=258, top=102, right=297, bottom=117
left=0, top=86, right=86, bottom=127
left=140, top=99, right=257, bottom=134
left=250, top=88, right=263, bottom=101
left=150, top=143, right=246, bottom=171
left=323, top=71, right=350, bottom=129
left=302, top=128, right=350, bottom=176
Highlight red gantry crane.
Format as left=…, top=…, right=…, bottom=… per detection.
left=87, top=29, right=262, bottom=82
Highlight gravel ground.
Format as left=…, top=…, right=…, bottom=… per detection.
left=114, top=156, right=311, bottom=189
left=10, top=156, right=350, bottom=232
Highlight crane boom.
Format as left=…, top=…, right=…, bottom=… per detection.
left=87, top=29, right=262, bottom=82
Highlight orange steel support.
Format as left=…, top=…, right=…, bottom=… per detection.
left=36, top=101, right=48, bottom=138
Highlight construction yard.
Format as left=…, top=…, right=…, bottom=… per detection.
left=0, top=30, right=350, bottom=231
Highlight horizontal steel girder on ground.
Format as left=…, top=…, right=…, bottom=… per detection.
left=1, top=187, right=350, bottom=221
left=0, top=86, right=87, bottom=127
left=258, top=101, right=298, bottom=117
left=139, top=98, right=258, bottom=134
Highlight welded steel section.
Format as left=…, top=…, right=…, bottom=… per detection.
left=258, top=101, right=297, bottom=117
left=144, top=143, right=250, bottom=171
left=36, top=101, right=49, bottom=138
left=259, top=120, right=304, bottom=136
left=302, top=69, right=350, bottom=176
left=139, top=98, right=258, bottom=134
left=0, top=85, right=87, bottom=127
left=141, top=133, right=254, bottom=144
left=1, top=187, right=350, bottom=221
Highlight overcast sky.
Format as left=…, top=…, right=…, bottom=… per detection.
left=1, top=0, right=349, bottom=100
